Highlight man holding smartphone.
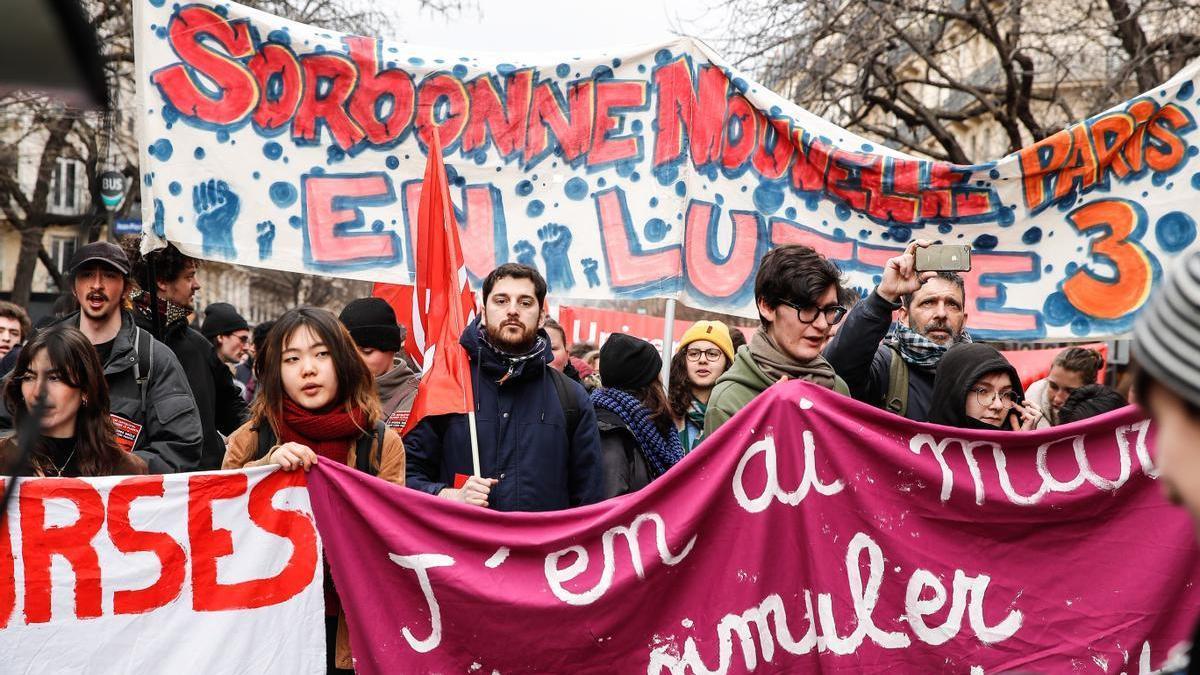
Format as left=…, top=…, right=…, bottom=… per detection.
left=824, top=240, right=971, bottom=422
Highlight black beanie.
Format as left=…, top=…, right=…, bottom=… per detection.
left=201, top=303, right=249, bottom=339
left=599, top=333, right=661, bottom=390
left=339, top=297, right=405, bottom=352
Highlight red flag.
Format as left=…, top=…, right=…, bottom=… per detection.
left=401, top=134, right=477, bottom=434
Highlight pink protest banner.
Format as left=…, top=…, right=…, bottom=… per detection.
left=307, top=384, right=1199, bottom=673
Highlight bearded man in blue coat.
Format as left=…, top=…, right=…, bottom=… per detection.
left=404, top=263, right=604, bottom=511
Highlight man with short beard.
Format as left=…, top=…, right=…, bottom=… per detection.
left=50, top=242, right=202, bottom=473
left=824, top=239, right=970, bottom=422
left=127, top=242, right=248, bottom=471
left=404, top=263, right=603, bottom=512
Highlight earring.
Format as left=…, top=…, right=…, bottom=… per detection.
left=81, top=397, right=87, bottom=407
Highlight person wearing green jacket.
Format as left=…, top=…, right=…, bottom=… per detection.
left=704, top=245, right=850, bottom=437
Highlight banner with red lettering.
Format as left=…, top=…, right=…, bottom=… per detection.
left=0, top=468, right=324, bottom=673
left=307, top=383, right=1199, bottom=673
left=134, top=0, right=1200, bottom=339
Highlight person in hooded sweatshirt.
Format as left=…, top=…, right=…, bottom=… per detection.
left=928, top=343, right=1044, bottom=431
left=338, top=297, right=420, bottom=432
left=404, top=263, right=604, bottom=512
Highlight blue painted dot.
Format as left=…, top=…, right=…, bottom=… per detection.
left=252, top=171, right=260, bottom=180
left=453, top=64, right=468, bottom=79
left=805, top=196, right=819, bottom=211
left=556, top=63, right=570, bottom=78
left=1153, top=172, right=1167, bottom=186
left=1191, top=172, right=1200, bottom=190
left=989, top=169, right=1000, bottom=179
left=564, top=177, right=588, bottom=200
left=598, top=177, right=607, bottom=187
left=1044, top=292, right=1079, bottom=325
left=161, top=104, right=180, bottom=126
left=386, top=156, right=399, bottom=170
left=149, top=0, right=165, bottom=6
left=1044, top=264, right=1054, bottom=273
left=326, top=146, right=345, bottom=163
left=516, top=180, right=533, bottom=196
left=638, top=64, right=646, bottom=73
left=1022, top=227, right=1042, bottom=245
left=973, top=234, right=999, bottom=250
left=526, top=200, right=544, bottom=217
left=998, top=207, right=1015, bottom=226
left=497, top=63, right=516, bottom=75
left=263, top=142, right=283, bottom=160
left=644, top=218, right=669, bottom=242
left=674, top=181, right=686, bottom=197
left=753, top=183, right=784, bottom=214
left=785, top=207, right=797, bottom=220
left=371, top=219, right=385, bottom=233
left=631, top=120, right=643, bottom=133
left=148, top=138, right=173, bottom=161
left=1070, top=317, right=1092, bottom=336
left=288, top=216, right=302, bottom=229
left=859, top=229, right=871, bottom=239
left=715, top=194, right=725, bottom=206
left=408, top=57, right=424, bottom=66
left=888, top=224, right=912, bottom=242
left=155, top=27, right=167, bottom=39
left=649, top=197, right=659, bottom=207
left=611, top=58, right=622, bottom=68
left=216, top=130, right=229, bottom=144
left=269, top=182, right=298, bottom=208
left=168, top=181, right=181, bottom=196
left=654, top=163, right=679, bottom=186
left=267, top=29, right=290, bottom=45
left=835, top=204, right=851, bottom=221
left=1157, top=211, right=1197, bottom=252
left=1180, top=82, right=1195, bottom=100
left=193, top=147, right=205, bottom=160
left=937, top=223, right=953, bottom=235
left=861, top=143, right=874, bottom=152
left=655, top=49, right=672, bottom=65
left=731, top=78, right=749, bottom=94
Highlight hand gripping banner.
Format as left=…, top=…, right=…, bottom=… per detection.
left=306, top=384, right=1200, bottom=673
left=134, top=0, right=1200, bottom=339
left=0, top=468, right=324, bottom=673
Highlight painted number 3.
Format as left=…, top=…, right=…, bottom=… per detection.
left=1063, top=199, right=1155, bottom=320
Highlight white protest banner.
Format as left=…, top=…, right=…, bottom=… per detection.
left=0, top=467, right=324, bottom=673
left=134, top=0, right=1200, bottom=339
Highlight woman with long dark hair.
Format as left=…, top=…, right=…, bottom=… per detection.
left=0, top=325, right=145, bottom=477
left=222, top=307, right=404, bottom=674
left=667, top=321, right=735, bottom=452
left=591, top=333, right=685, bottom=498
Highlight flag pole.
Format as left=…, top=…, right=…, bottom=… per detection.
left=661, top=298, right=677, bottom=386
left=432, top=128, right=482, bottom=478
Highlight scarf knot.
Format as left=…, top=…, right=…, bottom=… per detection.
left=591, top=388, right=684, bottom=478
left=884, top=323, right=973, bottom=369
left=278, top=398, right=368, bottom=465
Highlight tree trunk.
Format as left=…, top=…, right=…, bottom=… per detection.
left=11, top=226, right=44, bottom=307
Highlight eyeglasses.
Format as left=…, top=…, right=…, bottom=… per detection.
left=778, top=300, right=847, bottom=326
left=685, top=347, right=724, bottom=362
left=971, top=387, right=1021, bottom=408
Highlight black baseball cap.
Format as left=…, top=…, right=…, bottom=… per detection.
left=69, top=241, right=130, bottom=276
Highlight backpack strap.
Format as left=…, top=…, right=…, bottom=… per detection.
left=253, top=424, right=276, bottom=461
left=883, top=345, right=909, bottom=417
left=132, top=327, right=153, bottom=423
left=548, top=368, right=580, bottom=441
left=354, top=421, right=387, bottom=476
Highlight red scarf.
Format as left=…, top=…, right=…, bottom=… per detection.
left=278, top=397, right=367, bottom=466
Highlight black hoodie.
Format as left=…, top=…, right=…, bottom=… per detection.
left=929, top=343, right=1024, bottom=430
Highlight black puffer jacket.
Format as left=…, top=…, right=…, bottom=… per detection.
left=595, top=407, right=651, bottom=499
left=132, top=303, right=248, bottom=470
left=928, top=343, right=1024, bottom=430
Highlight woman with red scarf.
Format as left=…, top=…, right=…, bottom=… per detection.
left=222, top=307, right=404, bottom=674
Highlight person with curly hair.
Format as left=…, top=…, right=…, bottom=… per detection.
left=667, top=321, right=734, bottom=452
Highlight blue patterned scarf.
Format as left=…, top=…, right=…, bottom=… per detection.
left=884, top=323, right=972, bottom=369
left=590, top=387, right=685, bottom=478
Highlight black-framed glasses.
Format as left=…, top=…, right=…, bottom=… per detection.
left=685, top=347, right=724, bottom=362
left=971, top=387, right=1020, bottom=409
left=778, top=300, right=847, bottom=326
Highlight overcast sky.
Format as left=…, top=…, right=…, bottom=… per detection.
left=385, top=0, right=733, bottom=54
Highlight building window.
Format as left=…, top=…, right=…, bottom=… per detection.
left=49, top=236, right=79, bottom=274
left=49, top=157, right=85, bottom=214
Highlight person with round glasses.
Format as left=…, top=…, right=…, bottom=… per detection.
left=667, top=320, right=736, bottom=452
left=929, top=343, right=1043, bottom=430
left=705, top=245, right=851, bottom=436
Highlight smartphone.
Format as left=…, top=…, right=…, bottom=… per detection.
left=915, top=244, right=972, bottom=272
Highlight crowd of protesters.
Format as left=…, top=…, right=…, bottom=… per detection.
left=0, top=236, right=1181, bottom=673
